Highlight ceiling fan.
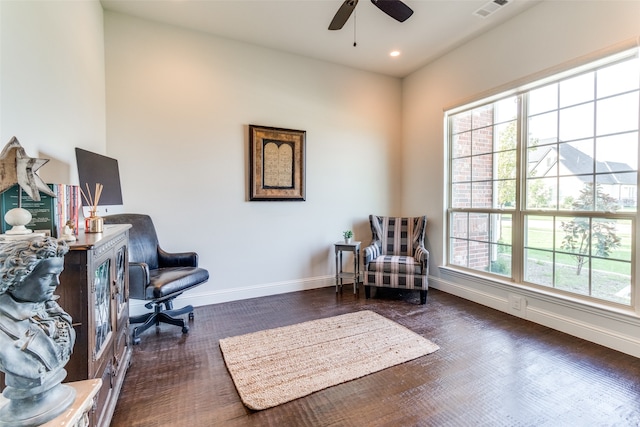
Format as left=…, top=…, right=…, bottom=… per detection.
left=328, top=0, right=414, bottom=31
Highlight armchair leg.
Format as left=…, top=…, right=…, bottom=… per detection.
left=420, top=290, right=427, bottom=305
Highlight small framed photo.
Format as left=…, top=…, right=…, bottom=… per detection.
left=249, top=125, right=306, bottom=201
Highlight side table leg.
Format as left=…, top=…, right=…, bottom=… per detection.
left=353, top=248, right=358, bottom=294
left=339, top=251, right=344, bottom=292
left=335, top=249, right=339, bottom=293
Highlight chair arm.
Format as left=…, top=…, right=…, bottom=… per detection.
left=415, top=246, right=429, bottom=268
left=128, top=262, right=150, bottom=300
left=158, top=246, right=199, bottom=267
left=363, top=241, right=381, bottom=266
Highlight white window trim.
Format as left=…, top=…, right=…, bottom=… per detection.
left=444, top=45, right=640, bottom=313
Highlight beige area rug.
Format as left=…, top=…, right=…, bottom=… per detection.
left=219, top=310, right=439, bottom=410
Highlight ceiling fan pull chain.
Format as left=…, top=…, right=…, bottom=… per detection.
left=353, top=10, right=357, bottom=47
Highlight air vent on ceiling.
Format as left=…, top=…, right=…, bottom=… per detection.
left=474, top=0, right=511, bottom=18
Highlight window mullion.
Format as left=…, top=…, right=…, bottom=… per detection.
left=512, top=94, right=526, bottom=283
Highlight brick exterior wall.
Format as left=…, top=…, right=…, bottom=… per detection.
left=451, top=106, right=495, bottom=270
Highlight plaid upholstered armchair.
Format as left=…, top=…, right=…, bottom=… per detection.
left=363, top=215, right=429, bottom=304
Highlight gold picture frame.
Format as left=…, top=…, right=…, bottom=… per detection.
left=249, top=125, right=306, bottom=201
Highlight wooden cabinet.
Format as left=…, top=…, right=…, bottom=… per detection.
left=58, top=224, right=132, bottom=427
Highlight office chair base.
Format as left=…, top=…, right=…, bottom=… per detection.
left=131, top=304, right=195, bottom=345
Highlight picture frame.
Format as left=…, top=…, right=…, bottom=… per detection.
left=249, top=125, right=306, bottom=201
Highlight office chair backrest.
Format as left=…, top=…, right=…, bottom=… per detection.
left=103, top=214, right=160, bottom=270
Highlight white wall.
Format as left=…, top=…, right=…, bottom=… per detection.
left=0, top=0, right=106, bottom=184
left=104, top=12, right=403, bottom=307
left=403, top=1, right=640, bottom=357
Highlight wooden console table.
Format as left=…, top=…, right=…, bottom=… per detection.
left=58, top=224, right=132, bottom=427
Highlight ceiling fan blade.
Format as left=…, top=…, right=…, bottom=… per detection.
left=329, top=0, right=359, bottom=30
left=370, top=0, right=413, bottom=23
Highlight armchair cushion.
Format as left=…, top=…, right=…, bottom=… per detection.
left=371, top=255, right=423, bottom=276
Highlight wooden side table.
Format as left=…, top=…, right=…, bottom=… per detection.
left=334, top=241, right=361, bottom=294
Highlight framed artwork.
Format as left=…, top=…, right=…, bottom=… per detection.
left=249, top=125, right=306, bottom=201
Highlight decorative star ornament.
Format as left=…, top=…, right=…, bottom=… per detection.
left=0, top=136, right=56, bottom=201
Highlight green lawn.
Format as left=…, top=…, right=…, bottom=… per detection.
left=500, top=216, right=631, bottom=262
left=497, top=216, right=632, bottom=305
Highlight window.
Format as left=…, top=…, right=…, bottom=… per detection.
left=447, top=49, right=639, bottom=307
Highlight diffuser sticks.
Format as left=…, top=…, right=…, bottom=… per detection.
left=80, top=183, right=103, bottom=216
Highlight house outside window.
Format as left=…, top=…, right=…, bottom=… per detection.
left=446, top=48, right=639, bottom=307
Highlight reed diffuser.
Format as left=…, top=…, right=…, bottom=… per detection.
left=80, top=183, right=104, bottom=233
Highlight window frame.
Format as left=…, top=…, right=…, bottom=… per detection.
left=445, top=47, right=640, bottom=310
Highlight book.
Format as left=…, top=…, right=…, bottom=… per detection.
left=0, top=184, right=80, bottom=237
left=57, top=184, right=80, bottom=237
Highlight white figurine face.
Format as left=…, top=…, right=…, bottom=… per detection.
left=11, top=257, right=64, bottom=303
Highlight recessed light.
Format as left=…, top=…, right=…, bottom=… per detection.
left=390, top=50, right=401, bottom=57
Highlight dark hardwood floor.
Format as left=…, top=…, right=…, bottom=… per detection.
left=111, top=287, right=640, bottom=426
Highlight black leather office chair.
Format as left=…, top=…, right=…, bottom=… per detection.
left=103, top=214, right=209, bottom=344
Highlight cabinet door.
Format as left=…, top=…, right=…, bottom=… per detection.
left=113, top=244, right=128, bottom=324
left=112, top=243, right=129, bottom=378
left=91, top=254, right=115, bottom=427
left=92, top=256, right=113, bottom=361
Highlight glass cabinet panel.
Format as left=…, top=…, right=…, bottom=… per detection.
left=94, top=258, right=112, bottom=356
left=114, top=246, right=127, bottom=318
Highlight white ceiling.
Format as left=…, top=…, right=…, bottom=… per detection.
left=100, top=0, right=542, bottom=78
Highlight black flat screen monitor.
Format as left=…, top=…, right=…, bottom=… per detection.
left=75, top=147, right=124, bottom=217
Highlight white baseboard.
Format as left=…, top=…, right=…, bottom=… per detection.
left=429, top=277, right=510, bottom=313
left=129, top=275, right=335, bottom=317
left=430, top=274, right=640, bottom=358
